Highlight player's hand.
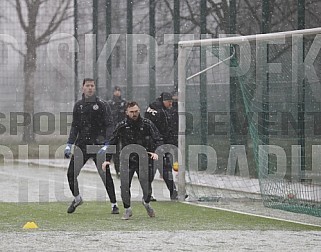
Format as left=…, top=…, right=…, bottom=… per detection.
left=98, top=143, right=109, bottom=155
left=148, top=152, right=158, bottom=160
left=64, top=144, right=72, bottom=158
left=102, top=161, right=111, bottom=171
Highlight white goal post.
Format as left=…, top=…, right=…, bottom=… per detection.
left=177, top=27, right=321, bottom=201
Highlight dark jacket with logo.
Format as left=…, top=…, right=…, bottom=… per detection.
left=144, top=98, right=174, bottom=145
left=106, top=115, right=163, bottom=162
left=67, top=95, right=114, bottom=147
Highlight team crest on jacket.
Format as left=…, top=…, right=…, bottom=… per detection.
left=93, top=104, right=99, bottom=110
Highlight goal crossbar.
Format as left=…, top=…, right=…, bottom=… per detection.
left=178, top=27, right=321, bottom=48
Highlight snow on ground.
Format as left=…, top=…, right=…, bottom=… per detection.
left=1, top=160, right=321, bottom=251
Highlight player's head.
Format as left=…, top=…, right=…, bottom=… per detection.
left=113, top=86, right=121, bottom=97
left=160, top=92, right=173, bottom=108
left=82, top=78, right=95, bottom=98
left=126, top=101, right=140, bottom=120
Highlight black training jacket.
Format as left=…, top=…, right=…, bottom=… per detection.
left=107, top=96, right=127, bottom=128
left=144, top=98, right=174, bottom=145
left=106, top=115, right=163, bottom=162
left=67, top=95, right=114, bottom=147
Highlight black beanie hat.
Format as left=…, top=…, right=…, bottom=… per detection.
left=160, top=92, right=172, bottom=101
left=114, top=86, right=121, bottom=91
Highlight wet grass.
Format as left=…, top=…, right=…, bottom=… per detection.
left=0, top=201, right=320, bottom=232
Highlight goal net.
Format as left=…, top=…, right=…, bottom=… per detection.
left=177, top=28, right=321, bottom=217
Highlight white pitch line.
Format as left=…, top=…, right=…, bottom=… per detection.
left=183, top=201, right=321, bottom=228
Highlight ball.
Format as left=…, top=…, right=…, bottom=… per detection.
left=287, top=193, right=296, bottom=199
left=173, top=162, right=179, bottom=172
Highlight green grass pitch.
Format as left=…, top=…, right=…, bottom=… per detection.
left=0, top=201, right=320, bottom=232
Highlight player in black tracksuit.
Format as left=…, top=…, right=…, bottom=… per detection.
left=102, top=101, right=163, bottom=219
left=64, top=78, right=118, bottom=214
left=107, top=86, right=127, bottom=177
left=145, top=92, right=178, bottom=200
left=107, top=86, right=127, bottom=128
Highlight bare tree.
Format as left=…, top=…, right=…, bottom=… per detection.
left=157, top=0, right=321, bottom=36
left=11, top=0, right=72, bottom=143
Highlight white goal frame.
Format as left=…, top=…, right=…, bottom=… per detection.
left=177, top=27, right=321, bottom=201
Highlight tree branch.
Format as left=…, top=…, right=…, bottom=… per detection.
left=242, top=0, right=261, bottom=30
left=5, top=41, right=25, bottom=57
left=161, top=0, right=174, bottom=17
left=36, top=0, right=72, bottom=46
left=15, top=0, right=28, bottom=31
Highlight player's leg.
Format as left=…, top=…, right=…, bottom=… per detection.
left=137, top=159, right=153, bottom=203
left=113, top=145, right=121, bottom=177
left=66, top=146, right=87, bottom=213
left=120, top=162, right=136, bottom=219
left=94, top=155, right=119, bottom=214
left=148, top=157, right=159, bottom=202
left=137, top=159, right=155, bottom=217
left=162, top=154, right=178, bottom=200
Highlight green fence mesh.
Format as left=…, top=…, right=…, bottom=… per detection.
left=183, top=31, right=321, bottom=217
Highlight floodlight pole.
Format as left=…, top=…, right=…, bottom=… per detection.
left=199, top=0, right=208, bottom=171
left=106, top=0, right=112, bottom=98
left=126, top=0, right=133, bottom=100
left=74, top=0, right=79, bottom=102
left=149, top=0, right=156, bottom=102
left=93, top=0, right=99, bottom=95
left=229, top=0, right=238, bottom=147
left=261, top=0, right=270, bottom=147
left=297, top=0, right=306, bottom=177
left=173, top=0, right=180, bottom=90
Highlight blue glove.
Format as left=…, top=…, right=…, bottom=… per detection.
left=64, top=144, right=72, bottom=158
left=98, top=143, right=109, bottom=156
